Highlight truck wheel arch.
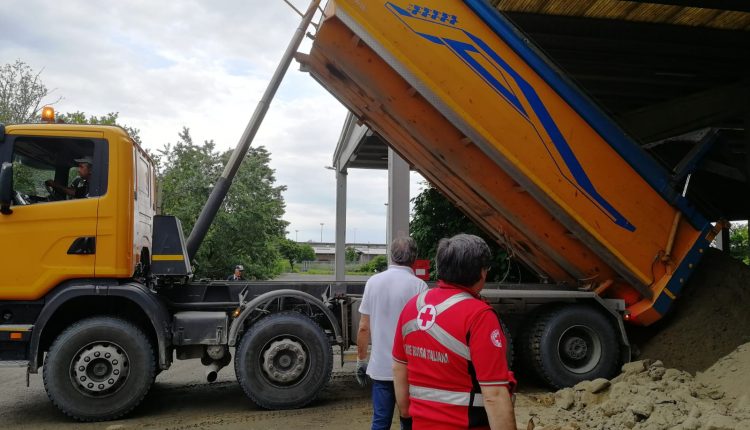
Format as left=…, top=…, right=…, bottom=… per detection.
left=29, top=281, right=171, bottom=373
left=228, top=289, right=342, bottom=347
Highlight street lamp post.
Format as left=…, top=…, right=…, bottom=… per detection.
left=320, top=223, right=324, bottom=242
left=295, top=229, right=299, bottom=242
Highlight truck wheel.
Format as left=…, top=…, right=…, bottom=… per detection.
left=235, top=311, right=333, bottom=409
left=43, top=317, right=156, bottom=421
left=527, top=305, right=620, bottom=389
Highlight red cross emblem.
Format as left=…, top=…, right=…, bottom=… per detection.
left=417, top=304, right=436, bottom=330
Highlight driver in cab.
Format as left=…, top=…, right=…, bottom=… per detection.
left=45, top=156, right=92, bottom=199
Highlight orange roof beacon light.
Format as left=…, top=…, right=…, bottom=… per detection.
left=41, top=106, right=55, bottom=123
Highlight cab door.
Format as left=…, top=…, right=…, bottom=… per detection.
left=0, top=133, right=106, bottom=301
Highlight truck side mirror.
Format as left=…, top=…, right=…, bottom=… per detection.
left=0, top=162, right=13, bottom=215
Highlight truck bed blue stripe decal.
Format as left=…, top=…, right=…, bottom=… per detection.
left=386, top=2, right=636, bottom=231
left=462, top=0, right=709, bottom=230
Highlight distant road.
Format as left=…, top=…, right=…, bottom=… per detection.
left=274, top=273, right=372, bottom=282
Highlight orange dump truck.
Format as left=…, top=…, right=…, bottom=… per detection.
left=0, top=1, right=727, bottom=421
left=300, top=1, right=723, bottom=386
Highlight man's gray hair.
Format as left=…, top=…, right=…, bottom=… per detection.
left=436, top=234, right=491, bottom=287
left=390, top=236, right=418, bottom=266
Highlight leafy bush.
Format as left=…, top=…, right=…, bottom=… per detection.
left=360, top=255, right=388, bottom=273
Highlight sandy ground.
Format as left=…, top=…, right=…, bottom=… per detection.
left=0, top=355, right=373, bottom=430
left=0, top=352, right=549, bottom=430
left=4, top=351, right=747, bottom=430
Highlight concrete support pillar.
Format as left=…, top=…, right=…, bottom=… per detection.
left=387, top=148, right=410, bottom=261
left=715, top=225, right=725, bottom=251
left=335, top=169, right=348, bottom=281
left=714, top=221, right=733, bottom=253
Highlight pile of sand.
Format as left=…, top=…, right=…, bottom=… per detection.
left=523, top=345, right=750, bottom=430
left=515, top=250, right=750, bottom=429
left=696, top=343, right=750, bottom=410
left=629, top=249, right=750, bottom=374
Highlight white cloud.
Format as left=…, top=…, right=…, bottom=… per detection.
left=0, top=0, right=426, bottom=244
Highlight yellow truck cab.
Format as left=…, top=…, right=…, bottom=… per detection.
left=0, top=117, right=180, bottom=421
left=0, top=121, right=156, bottom=301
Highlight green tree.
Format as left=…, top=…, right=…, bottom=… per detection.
left=298, top=243, right=315, bottom=262
left=12, top=160, right=41, bottom=196
left=0, top=60, right=61, bottom=124
left=345, top=246, right=360, bottom=263
left=729, top=223, right=750, bottom=264
left=279, top=238, right=302, bottom=271
left=278, top=240, right=316, bottom=271
left=158, top=128, right=288, bottom=279
left=410, top=183, right=526, bottom=282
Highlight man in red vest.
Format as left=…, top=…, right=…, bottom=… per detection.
left=392, top=234, right=516, bottom=429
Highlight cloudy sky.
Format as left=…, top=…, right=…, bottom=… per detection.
left=0, top=0, right=424, bottom=244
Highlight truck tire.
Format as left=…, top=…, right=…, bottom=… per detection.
left=526, top=305, right=620, bottom=389
left=500, top=318, right=514, bottom=368
left=43, top=316, right=156, bottom=421
left=235, top=311, right=333, bottom=409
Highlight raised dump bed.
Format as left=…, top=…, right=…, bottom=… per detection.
left=300, top=0, right=721, bottom=326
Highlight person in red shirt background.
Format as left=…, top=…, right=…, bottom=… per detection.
left=392, top=234, right=516, bottom=429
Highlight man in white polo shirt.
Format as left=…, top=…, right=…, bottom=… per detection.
left=357, top=236, right=428, bottom=430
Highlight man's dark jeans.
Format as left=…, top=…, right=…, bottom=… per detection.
left=371, top=379, right=396, bottom=430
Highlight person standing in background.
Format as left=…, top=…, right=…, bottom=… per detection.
left=227, top=265, right=245, bottom=281
left=357, top=237, right=428, bottom=430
